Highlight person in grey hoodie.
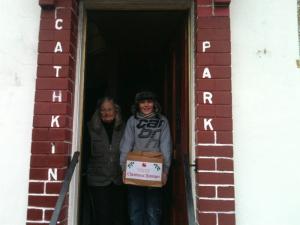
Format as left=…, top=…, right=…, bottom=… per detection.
left=120, top=91, right=172, bottom=225
left=87, top=97, right=125, bottom=225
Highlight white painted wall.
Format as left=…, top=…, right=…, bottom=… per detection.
left=0, top=1, right=40, bottom=224
left=231, top=0, right=300, bottom=225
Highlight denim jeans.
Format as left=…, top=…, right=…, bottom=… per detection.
left=128, top=186, right=162, bottom=225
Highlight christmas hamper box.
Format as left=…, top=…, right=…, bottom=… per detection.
left=124, top=151, right=163, bottom=187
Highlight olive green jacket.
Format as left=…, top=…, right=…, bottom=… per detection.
left=87, top=110, right=125, bottom=186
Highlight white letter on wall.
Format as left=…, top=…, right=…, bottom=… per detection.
left=55, top=19, right=63, bottom=30
left=202, top=41, right=211, bottom=52
left=52, top=91, right=62, bottom=102
left=53, top=66, right=62, bottom=77
left=48, top=168, right=58, bottom=181
left=204, top=118, right=214, bottom=131
left=54, top=42, right=63, bottom=53
left=202, top=67, right=212, bottom=79
left=203, top=92, right=213, bottom=104
left=51, top=115, right=60, bottom=128
left=51, top=142, right=56, bottom=154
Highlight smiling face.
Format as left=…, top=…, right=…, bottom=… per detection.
left=138, top=99, right=154, bottom=115
left=100, top=100, right=116, bottom=123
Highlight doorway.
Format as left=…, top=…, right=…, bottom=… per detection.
left=79, top=10, right=190, bottom=225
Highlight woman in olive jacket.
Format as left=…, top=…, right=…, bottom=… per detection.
left=87, top=97, right=125, bottom=225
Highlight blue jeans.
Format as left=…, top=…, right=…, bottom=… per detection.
left=128, top=186, right=162, bottom=225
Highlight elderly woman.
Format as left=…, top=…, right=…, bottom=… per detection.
left=87, top=97, right=125, bottom=225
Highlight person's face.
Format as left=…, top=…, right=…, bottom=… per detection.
left=139, top=99, right=154, bottom=115
left=100, top=100, right=116, bottom=123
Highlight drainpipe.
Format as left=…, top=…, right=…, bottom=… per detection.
left=297, top=0, right=300, bottom=67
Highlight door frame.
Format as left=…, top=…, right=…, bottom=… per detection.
left=68, top=1, right=196, bottom=224
left=68, top=3, right=87, bottom=225
left=84, top=0, right=190, bottom=10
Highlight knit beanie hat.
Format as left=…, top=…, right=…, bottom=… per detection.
left=135, top=91, right=156, bottom=103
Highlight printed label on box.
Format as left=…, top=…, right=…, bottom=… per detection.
left=126, top=160, right=162, bottom=181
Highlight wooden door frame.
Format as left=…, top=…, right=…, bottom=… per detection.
left=84, top=0, right=190, bottom=10
left=68, top=3, right=87, bottom=225
left=167, top=11, right=195, bottom=224
left=68, top=1, right=196, bottom=225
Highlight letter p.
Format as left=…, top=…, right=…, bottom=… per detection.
left=202, top=41, right=211, bottom=52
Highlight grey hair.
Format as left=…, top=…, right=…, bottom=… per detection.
left=93, top=97, right=123, bottom=130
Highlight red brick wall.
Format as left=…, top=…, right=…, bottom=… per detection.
left=195, top=1, right=235, bottom=225
left=26, top=1, right=78, bottom=224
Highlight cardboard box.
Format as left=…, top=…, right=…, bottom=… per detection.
left=124, top=151, right=163, bottom=187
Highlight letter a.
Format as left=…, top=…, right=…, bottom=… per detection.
left=202, top=67, right=212, bottom=79
left=54, top=42, right=63, bottom=53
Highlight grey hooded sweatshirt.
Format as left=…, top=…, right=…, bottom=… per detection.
left=120, top=114, right=172, bottom=173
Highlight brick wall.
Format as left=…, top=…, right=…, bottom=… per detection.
left=195, top=0, right=236, bottom=225
left=26, top=1, right=78, bottom=224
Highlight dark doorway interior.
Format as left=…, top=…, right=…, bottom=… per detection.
left=79, top=10, right=189, bottom=225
